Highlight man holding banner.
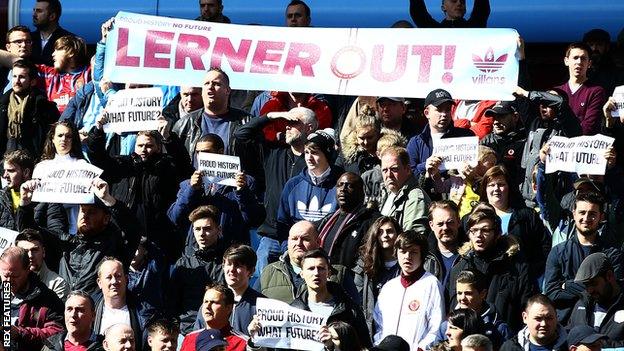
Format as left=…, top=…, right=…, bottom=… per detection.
left=17, top=178, right=141, bottom=296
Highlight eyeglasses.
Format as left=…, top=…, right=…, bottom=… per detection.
left=468, top=227, right=494, bottom=236
left=10, top=39, right=32, bottom=45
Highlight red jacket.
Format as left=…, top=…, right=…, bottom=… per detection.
left=259, top=92, right=333, bottom=143
left=12, top=274, right=64, bottom=351
left=451, top=100, right=496, bottom=139
left=180, top=325, right=246, bottom=351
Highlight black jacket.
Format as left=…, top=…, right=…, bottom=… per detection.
left=0, top=187, right=67, bottom=233
left=30, top=27, right=75, bottom=66
left=291, top=281, right=372, bottom=347
left=234, top=115, right=307, bottom=240
left=409, top=0, right=490, bottom=28
left=545, top=234, right=623, bottom=323
left=480, top=129, right=527, bottom=188
left=86, top=126, right=190, bottom=261
left=42, top=332, right=104, bottom=351
left=449, top=237, right=535, bottom=332
left=315, top=205, right=380, bottom=269
left=168, top=248, right=224, bottom=335
left=0, top=88, right=59, bottom=158
left=93, top=296, right=144, bottom=351
left=16, top=201, right=140, bottom=296
left=568, top=289, right=624, bottom=348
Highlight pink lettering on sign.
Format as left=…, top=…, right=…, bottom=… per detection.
left=116, top=27, right=140, bottom=67
left=175, top=34, right=210, bottom=70
left=370, top=44, right=408, bottom=82
left=211, top=37, right=252, bottom=72
left=250, top=41, right=286, bottom=74
left=144, top=30, right=174, bottom=68
left=411, top=45, right=443, bottom=83
left=282, top=43, right=320, bottom=77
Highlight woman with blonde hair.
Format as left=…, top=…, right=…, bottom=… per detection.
left=337, top=104, right=382, bottom=175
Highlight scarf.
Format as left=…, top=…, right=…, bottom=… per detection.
left=7, top=92, right=30, bottom=139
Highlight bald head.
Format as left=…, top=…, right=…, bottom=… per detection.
left=103, top=324, right=135, bottom=351
left=287, top=221, right=319, bottom=267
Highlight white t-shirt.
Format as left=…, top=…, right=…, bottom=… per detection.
left=99, top=304, right=131, bottom=334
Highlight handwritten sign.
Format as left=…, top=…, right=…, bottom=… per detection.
left=432, top=136, right=479, bottom=171
left=196, top=153, right=241, bottom=187
left=546, top=134, right=614, bottom=175
left=103, top=87, right=163, bottom=134
left=254, top=298, right=329, bottom=351
left=32, top=162, right=103, bottom=204
left=0, top=228, right=18, bottom=256
left=613, top=85, right=624, bottom=118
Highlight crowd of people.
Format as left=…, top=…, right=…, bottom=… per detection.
left=0, top=0, right=624, bottom=351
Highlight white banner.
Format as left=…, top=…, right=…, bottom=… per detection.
left=32, top=162, right=103, bottom=204
left=432, top=136, right=479, bottom=171
left=546, top=134, right=615, bottom=175
left=103, top=12, right=519, bottom=100
left=196, top=153, right=241, bottom=187
left=0, top=228, right=18, bottom=256
left=254, top=298, right=329, bottom=351
left=613, top=85, right=624, bottom=118
left=103, top=87, right=163, bottom=134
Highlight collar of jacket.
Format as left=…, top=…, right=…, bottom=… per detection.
left=14, top=272, right=43, bottom=301
left=194, top=247, right=221, bottom=261
left=516, top=324, right=567, bottom=351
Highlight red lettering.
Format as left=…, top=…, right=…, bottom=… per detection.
left=116, top=27, right=140, bottom=67
left=175, top=34, right=210, bottom=70
left=211, top=37, right=252, bottom=72
left=282, top=43, right=320, bottom=76
left=250, top=41, right=285, bottom=74
left=370, top=44, right=408, bottom=82
left=144, top=30, right=174, bottom=69
left=411, top=45, right=442, bottom=82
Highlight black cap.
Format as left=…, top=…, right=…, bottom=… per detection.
left=371, top=335, right=410, bottom=351
left=376, top=97, right=406, bottom=103
left=424, top=89, right=454, bottom=107
left=575, top=252, right=613, bottom=283
left=196, top=328, right=228, bottom=351
left=485, top=101, right=516, bottom=117
left=573, top=177, right=603, bottom=194
left=567, top=325, right=607, bottom=346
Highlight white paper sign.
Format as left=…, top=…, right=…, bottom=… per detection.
left=254, top=298, right=329, bottom=351
left=432, top=136, right=479, bottom=171
left=613, top=85, right=624, bottom=118
left=545, top=134, right=615, bottom=175
left=0, top=228, right=18, bottom=255
left=196, top=153, right=241, bottom=187
left=31, top=162, right=103, bottom=204
left=103, top=87, right=163, bottom=134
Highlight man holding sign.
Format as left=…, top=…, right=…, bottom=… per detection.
left=86, top=115, right=191, bottom=263
left=17, top=178, right=141, bottom=296
left=168, top=133, right=265, bottom=257
left=249, top=249, right=371, bottom=349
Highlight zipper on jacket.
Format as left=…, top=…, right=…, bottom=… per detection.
left=395, top=286, right=408, bottom=335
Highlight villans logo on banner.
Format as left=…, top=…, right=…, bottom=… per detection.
left=472, top=47, right=509, bottom=85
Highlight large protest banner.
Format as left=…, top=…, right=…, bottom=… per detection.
left=0, top=228, right=18, bottom=255
left=546, top=134, right=614, bottom=175
left=32, top=162, right=104, bottom=204
left=254, top=298, right=328, bottom=351
left=104, top=12, right=519, bottom=100
left=613, top=85, right=624, bottom=118
left=196, top=153, right=241, bottom=187
left=103, top=87, right=163, bottom=134
left=432, top=136, right=479, bottom=171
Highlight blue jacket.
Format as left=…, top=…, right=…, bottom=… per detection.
left=276, top=166, right=341, bottom=239
left=167, top=176, right=265, bottom=256
left=406, top=125, right=475, bottom=177
left=544, top=233, right=623, bottom=322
